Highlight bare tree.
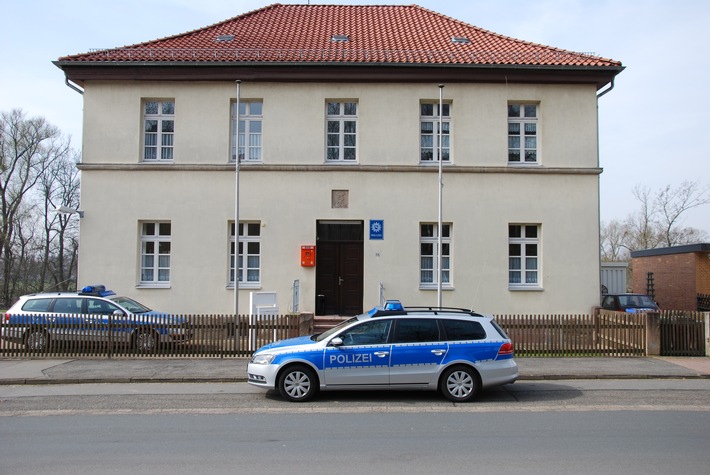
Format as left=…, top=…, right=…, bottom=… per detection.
left=0, top=109, right=70, bottom=306
left=601, top=181, right=709, bottom=261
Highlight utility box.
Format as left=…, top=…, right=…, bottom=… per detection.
left=301, top=245, right=315, bottom=266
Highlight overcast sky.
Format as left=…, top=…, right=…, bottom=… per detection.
left=2, top=0, right=708, bottom=233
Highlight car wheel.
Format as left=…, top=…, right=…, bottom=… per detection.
left=440, top=365, right=479, bottom=402
left=134, top=330, right=158, bottom=353
left=278, top=365, right=318, bottom=402
left=25, top=329, right=49, bottom=351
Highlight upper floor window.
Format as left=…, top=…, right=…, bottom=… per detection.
left=508, top=103, right=538, bottom=164
left=326, top=101, right=357, bottom=162
left=231, top=101, right=263, bottom=162
left=509, top=224, right=540, bottom=288
left=420, top=102, right=450, bottom=162
left=140, top=221, right=171, bottom=285
left=420, top=223, right=452, bottom=288
left=143, top=100, right=174, bottom=162
left=230, top=222, right=261, bottom=288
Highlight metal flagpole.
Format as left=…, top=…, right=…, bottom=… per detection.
left=234, top=80, right=241, bottom=316
left=437, top=84, right=444, bottom=308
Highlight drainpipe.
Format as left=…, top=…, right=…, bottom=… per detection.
left=596, top=78, right=614, bottom=305
left=64, top=77, right=84, bottom=95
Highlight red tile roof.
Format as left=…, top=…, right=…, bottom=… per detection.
left=58, top=3, right=621, bottom=68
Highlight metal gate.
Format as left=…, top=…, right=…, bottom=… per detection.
left=660, top=311, right=706, bottom=356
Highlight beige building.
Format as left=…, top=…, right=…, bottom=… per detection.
left=54, top=4, right=623, bottom=316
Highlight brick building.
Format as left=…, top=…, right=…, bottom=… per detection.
left=631, top=244, right=710, bottom=311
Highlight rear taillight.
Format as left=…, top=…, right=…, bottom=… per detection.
left=3, top=313, right=9, bottom=322
left=498, top=342, right=514, bottom=356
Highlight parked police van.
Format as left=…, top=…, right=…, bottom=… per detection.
left=247, top=301, right=518, bottom=402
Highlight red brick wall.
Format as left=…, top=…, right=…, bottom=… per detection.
left=698, top=253, right=710, bottom=294
left=632, top=253, right=697, bottom=310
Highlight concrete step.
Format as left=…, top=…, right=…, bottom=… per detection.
left=314, top=316, right=350, bottom=333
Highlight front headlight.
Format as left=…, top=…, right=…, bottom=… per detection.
left=251, top=353, right=276, bottom=365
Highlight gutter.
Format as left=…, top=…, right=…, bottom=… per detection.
left=64, top=76, right=84, bottom=95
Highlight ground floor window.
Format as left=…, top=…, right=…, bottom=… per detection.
left=420, top=223, right=452, bottom=288
left=140, top=221, right=171, bottom=285
left=230, top=221, right=261, bottom=287
left=509, top=224, right=540, bottom=288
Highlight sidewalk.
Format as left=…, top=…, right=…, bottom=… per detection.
left=1, top=356, right=709, bottom=385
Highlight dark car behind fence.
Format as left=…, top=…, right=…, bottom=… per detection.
left=0, top=310, right=706, bottom=359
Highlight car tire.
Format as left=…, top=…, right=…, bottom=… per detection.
left=25, top=328, right=49, bottom=351
left=133, top=330, right=158, bottom=353
left=440, top=365, right=480, bottom=402
left=278, top=365, right=318, bottom=402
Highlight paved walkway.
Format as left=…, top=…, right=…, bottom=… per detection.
left=1, top=356, right=709, bottom=385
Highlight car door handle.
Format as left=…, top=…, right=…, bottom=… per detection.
left=373, top=351, right=389, bottom=358
left=431, top=349, right=446, bottom=356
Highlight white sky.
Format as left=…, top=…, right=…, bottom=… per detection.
left=2, top=0, right=708, bottom=233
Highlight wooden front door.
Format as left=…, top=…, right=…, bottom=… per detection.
left=316, top=222, right=364, bottom=316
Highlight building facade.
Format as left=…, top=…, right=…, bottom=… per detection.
left=54, top=4, right=623, bottom=316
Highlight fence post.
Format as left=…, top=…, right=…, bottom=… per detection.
left=704, top=312, right=710, bottom=357
left=645, top=312, right=661, bottom=356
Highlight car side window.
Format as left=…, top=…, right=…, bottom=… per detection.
left=338, top=320, right=392, bottom=346
left=86, top=298, right=121, bottom=315
left=601, top=296, right=614, bottom=309
left=441, top=319, right=486, bottom=341
left=21, top=298, right=54, bottom=312
left=391, top=318, right=440, bottom=343
left=52, top=298, right=84, bottom=314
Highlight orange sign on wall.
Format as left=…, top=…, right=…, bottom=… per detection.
left=301, top=246, right=316, bottom=266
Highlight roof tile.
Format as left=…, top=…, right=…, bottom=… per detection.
left=59, top=3, right=621, bottom=68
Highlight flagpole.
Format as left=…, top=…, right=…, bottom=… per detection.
left=234, top=80, right=241, bottom=315
left=437, top=84, right=444, bottom=308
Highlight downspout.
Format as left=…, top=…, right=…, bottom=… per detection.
left=64, top=77, right=84, bottom=95
left=596, top=78, right=614, bottom=302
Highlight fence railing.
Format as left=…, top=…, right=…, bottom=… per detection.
left=0, top=313, right=314, bottom=358
left=1, top=311, right=706, bottom=359
left=495, top=312, right=646, bottom=357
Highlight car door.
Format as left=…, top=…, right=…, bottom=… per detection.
left=389, top=318, right=448, bottom=385
left=322, top=319, right=392, bottom=386
left=85, top=298, right=125, bottom=343
left=50, top=297, right=87, bottom=344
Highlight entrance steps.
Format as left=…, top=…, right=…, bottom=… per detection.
left=314, top=315, right=350, bottom=333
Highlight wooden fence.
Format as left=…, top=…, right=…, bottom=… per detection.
left=495, top=312, right=646, bottom=357
left=1, top=310, right=706, bottom=359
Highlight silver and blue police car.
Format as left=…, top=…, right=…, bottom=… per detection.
left=247, top=301, right=518, bottom=402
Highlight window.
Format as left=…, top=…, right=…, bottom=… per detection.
left=420, top=223, right=452, bottom=288
left=508, top=103, right=538, bottom=164
left=231, top=101, right=263, bottom=162
left=326, top=101, right=357, bottom=162
left=338, top=320, right=392, bottom=346
left=420, top=102, right=450, bottom=162
left=86, top=298, right=122, bottom=315
left=441, top=319, right=486, bottom=341
left=230, top=222, right=261, bottom=287
left=392, top=319, right=441, bottom=343
left=509, top=224, right=540, bottom=288
left=143, top=100, right=175, bottom=161
left=52, top=298, right=83, bottom=314
left=21, top=298, right=53, bottom=312
left=140, top=222, right=171, bottom=285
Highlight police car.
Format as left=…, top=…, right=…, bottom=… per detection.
left=1, top=285, right=191, bottom=352
left=247, top=301, right=518, bottom=402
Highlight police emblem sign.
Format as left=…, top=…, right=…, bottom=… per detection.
left=369, top=220, right=384, bottom=240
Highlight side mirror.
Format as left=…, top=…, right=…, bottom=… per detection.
left=113, top=309, right=125, bottom=316
left=330, top=337, right=343, bottom=346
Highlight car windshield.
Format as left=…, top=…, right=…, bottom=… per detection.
left=619, top=295, right=656, bottom=308
left=314, top=316, right=359, bottom=342
left=109, top=296, right=152, bottom=314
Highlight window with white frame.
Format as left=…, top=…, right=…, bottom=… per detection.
left=231, top=101, right=263, bottom=162
left=140, top=222, right=171, bottom=284
left=230, top=222, right=261, bottom=287
left=420, top=102, right=450, bottom=162
left=326, top=101, right=357, bottom=162
left=508, top=224, right=540, bottom=288
left=420, top=223, right=452, bottom=287
left=143, top=100, right=175, bottom=161
left=508, top=103, right=538, bottom=164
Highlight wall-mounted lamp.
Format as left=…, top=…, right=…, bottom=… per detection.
left=54, top=205, right=84, bottom=218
